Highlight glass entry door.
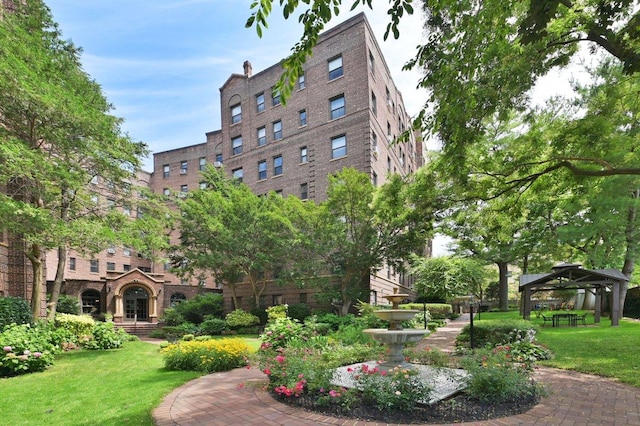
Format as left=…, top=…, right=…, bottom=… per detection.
left=123, top=286, right=149, bottom=321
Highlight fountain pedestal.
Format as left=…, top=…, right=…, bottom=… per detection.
left=363, top=288, right=430, bottom=369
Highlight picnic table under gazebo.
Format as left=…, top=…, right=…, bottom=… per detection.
left=519, top=263, right=628, bottom=327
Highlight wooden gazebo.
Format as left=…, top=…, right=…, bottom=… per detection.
left=519, top=263, right=628, bottom=326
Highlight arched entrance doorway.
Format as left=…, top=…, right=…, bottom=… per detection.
left=123, top=286, right=149, bottom=322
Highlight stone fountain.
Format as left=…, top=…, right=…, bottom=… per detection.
left=363, top=288, right=430, bottom=369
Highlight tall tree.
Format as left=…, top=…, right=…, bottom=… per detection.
left=0, top=1, right=148, bottom=318
left=410, top=255, right=489, bottom=302
left=173, top=167, right=298, bottom=309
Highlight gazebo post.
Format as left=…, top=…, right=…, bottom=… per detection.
left=594, top=287, right=602, bottom=324
left=523, top=287, right=531, bottom=320
left=612, top=281, right=620, bottom=327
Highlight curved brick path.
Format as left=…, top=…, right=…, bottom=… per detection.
left=152, top=315, right=640, bottom=425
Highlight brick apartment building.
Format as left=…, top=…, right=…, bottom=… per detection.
left=1, top=12, right=427, bottom=324
left=151, top=12, right=426, bottom=313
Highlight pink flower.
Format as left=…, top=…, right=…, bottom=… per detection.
left=23, top=350, right=31, bottom=356
left=298, top=374, right=304, bottom=379
left=33, top=352, right=42, bottom=358
left=275, top=355, right=285, bottom=364
left=263, top=368, right=271, bottom=375
left=3, top=346, right=11, bottom=352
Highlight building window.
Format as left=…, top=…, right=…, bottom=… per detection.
left=372, top=171, right=378, bottom=186
left=170, top=293, right=187, bottom=307
left=330, top=95, right=345, bottom=120
left=256, top=93, right=265, bottom=113
left=258, top=160, right=267, bottom=180
left=90, top=175, right=98, bottom=184
left=199, top=157, right=206, bottom=171
left=300, top=293, right=307, bottom=304
left=82, top=290, right=100, bottom=315
left=107, top=262, right=115, bottom=271
left=232, top=136, right=243, bottom=155
left=164, top=262, right=171, bottom=271
left=331, top=135, right=347, bottom=159
left=369, top=50, right=375, bottom=73
left=274, top=189, right=283, bottom=197
left=387, top=122, right=392, bottom=141
left=300, top=182, right=308, bottom=200
left=371, top=91, right=377, bottom=115
left=199, top=181, right=207, bottom=189
left=300, top=146, right=308, bottom=163
left=123, top=205, right=131, bottom=216
left=163, top=188, right=170, bottom=196
left=328, top=55, right=343, bottom=80
left=163, top=164, right=170, bottom=178
left=273, top=294, right=284, bottom=305
left=123, top=247, right=131, bottom=257
left=386, top=86, right=391, bottom=106
left=69, top=257, right=76, bottom=271
left=372, top=132, right=378, bottom=153
left=180, top=184, right=188, bottom=193
left=215, top=153, right=223, bottom=164
left=387, top=156, right=392, bottom=172
left=231, top=103, right=242, bottom=124
left=273, top=121, right=282, bottom=141
left=90, top=260, right=99, bottom=273
left=299, top=109, right=307, bottom=126
left=232, top=168, right=244, bottom=182
left=123, top=264, right=131, bottom=272
left=272, top=88, right=281, bottom=106
left=298, top=73, right=306, bottom=89
left=180, top=161, right=188, bottom=174
left=257, top=126, right=266, bottom=146
left=107, top=198, right=115, bottom=209
left=273, top=155, right=283, bottom=176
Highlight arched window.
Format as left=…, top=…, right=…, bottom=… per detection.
left=170, top=293, right=187, bottom=307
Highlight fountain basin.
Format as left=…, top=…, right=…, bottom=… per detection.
left=363, top=328, right=429, bottom=345
left=373, top=309, right=420, bottom=323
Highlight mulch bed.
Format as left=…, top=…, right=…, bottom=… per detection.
left=273, top=390, right=541, bottom=424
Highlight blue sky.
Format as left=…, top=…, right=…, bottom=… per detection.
left=45, top=0, right=425, bottom=172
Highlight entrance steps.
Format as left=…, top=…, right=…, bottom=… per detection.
left=118, top=322, right=158, bottom=337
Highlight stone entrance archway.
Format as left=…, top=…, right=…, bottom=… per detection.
left=108, top=269, right=163, bottom=324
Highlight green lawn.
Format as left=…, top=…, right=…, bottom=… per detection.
left=0, top=341, right=203, bottom=425
left=478, top=311, right=640, bottom=387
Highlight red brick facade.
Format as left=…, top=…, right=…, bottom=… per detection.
left=1, top=12, right=425, bottom=320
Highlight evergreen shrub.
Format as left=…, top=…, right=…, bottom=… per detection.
left=456, top=319, right=538, bottom=349
left=54, top=294, right=80, bottom=315
left=174, top=293, right=223, bottom=324
left=0, top=297, right=32, bottom=328
left=199, top=317, right=227, bottom=335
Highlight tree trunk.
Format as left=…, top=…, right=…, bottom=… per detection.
left=47, top=245, right=67, bottom=321
left=620, top=189, right=639, bottom=315
left=25, top=243, right=44, bottom=319
left=497, top=261, right=509, bottom=311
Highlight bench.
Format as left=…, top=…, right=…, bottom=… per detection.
left=541, top=315, right=553, bottom=327
left=575, top=314, right=587, bottom=325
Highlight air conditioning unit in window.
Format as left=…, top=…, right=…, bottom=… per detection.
left=180, top=169, right=187, bottom=174
left=106, top=248, right=116, bottom=254
left=213, top=161, right=222, bottom=168
left=372, top=147, right=379, bottom=158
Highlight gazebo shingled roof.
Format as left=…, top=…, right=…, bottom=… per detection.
left=519, top=264, right=628, bottom=326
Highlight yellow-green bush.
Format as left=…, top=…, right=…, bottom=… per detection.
left=54, top=313, right=94, bottom=340
left=161, top=338, right=252, bottom=373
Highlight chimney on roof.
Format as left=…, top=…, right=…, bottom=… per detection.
left=243, top=61, right=252, bottom=77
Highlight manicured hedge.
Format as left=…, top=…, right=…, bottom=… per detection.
left=0, top=297, right=32, bottom=328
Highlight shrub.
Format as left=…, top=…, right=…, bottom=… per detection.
left=456, top=319, right=538, bottom=349
left=82, top=321, right=129, bottom=350
left=148, top=328, right=167, bottom=339
left=312, top=313, right=354, bottom=331
left=174, top=293, right=224, bottom=324
left=54, top=294, right=80, bottom=315
left=287, top=303, right=312, bottom=322
left=462, top=346, right=545, bottom=403
left=330, top=323, right=376, bottom=346
left=402, top=303, right=452, bottom=319
left=0, top=323, right=56, bottom=377
left=161, top=337, right=251, bottom=372
left=199, top=317, right=227, bottom=335
left=260, top=317, right=305, bottom=350
left=159, top=308, right=185, bottom=326
left=162, top=323, right=199, bottom=341
left=225, top=309, right=260, bottom=329
left=54, top=313, right=95, bottom=341
left=404, top=346, right=451, bottom=367
left=355, top=364, right=432, bottom=410
left=0, top=297, right=32, bottom=328
left=266, top=304, right=288, bottom=323
left=250, top=307, right=268, bottom=325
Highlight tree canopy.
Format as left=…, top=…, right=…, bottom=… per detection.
left=0, top=1, right=148, bottom=317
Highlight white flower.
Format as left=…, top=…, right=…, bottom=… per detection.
left=395, top=391, right=401, bottom=395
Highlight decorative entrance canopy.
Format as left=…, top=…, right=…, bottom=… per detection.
left=519, top=263, right=628, bottom=326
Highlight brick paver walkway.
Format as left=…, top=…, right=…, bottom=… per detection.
left=152, top=315, right=640, bottom=425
